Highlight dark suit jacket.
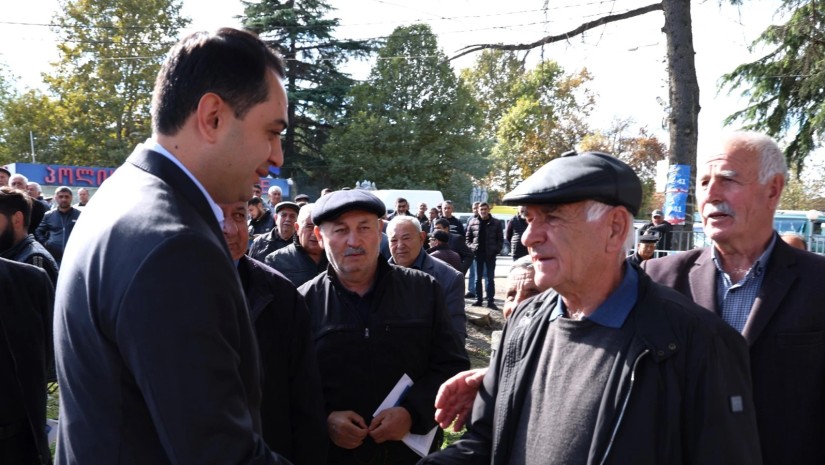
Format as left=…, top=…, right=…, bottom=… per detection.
left=53, top=147, right=288, bottom=465
left=642, top=238, right=825, bottom=465
left=0, top=258, right=53, bottom=464
left=447, top=233, right=473, bottom=273
left=238, top=256, right=327, bottom=465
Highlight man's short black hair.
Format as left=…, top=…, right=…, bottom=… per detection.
left=151, top=28, right=286, bottom=136
left=248, top=196, right=264, bottom=207
left=435, top=218, right=450, bottom=228
left=396, top=197, right=408, bottom=205
left=0, top=187, right=33, bottom=228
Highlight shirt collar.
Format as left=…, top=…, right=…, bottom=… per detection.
left=549, top=265, right=639, bottom=328
left=387, top=248, right=425, bottom=270
left=711, top=233, right=777, bottom=281
left=141, top=137, right=224, bottom=228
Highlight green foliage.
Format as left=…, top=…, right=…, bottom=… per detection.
left=242, top=0, right=373, bottom=192
left=324, top=24, right=488, bottom=207
left=462, top=50, right=595, bottom=193
left=37, top=0, right=188, bottom=167
left=0, top=90, right=67, bottom=165
left=722, top=0, right=825, bottom=174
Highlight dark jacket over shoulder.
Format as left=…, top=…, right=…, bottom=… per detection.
left=53, top=148, right=289, bottom=465
left=238, top=256, right=327, bottom=465
left=0, top=258, right=54, bottom=465
left=643, top=238, right=825, bottom=465
left=249, top=229, right=293, bottom=262
left=34, top=207, right=80, bottom=262
left=265, top=242, right=327, bottom=287
left=1, top=234, right=60, bottom=285
left=299, top=260, right=469, bottom=465
left=420, top=269, right=762, bottom=465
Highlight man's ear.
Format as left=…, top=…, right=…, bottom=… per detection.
left=195, top=93, right=227, bottom=143
left=314, top=225, right=325, bottom=249
left=766, top=173, right=785, bottom=210
left=12, top=211, right=25, bottom=229
left=605, top=207, right=631, bottom=254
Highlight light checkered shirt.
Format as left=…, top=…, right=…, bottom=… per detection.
left=712, top=235, right=777, bottom=333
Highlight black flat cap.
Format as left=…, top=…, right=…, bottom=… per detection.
left=639, top=232, right=660, bottom=243
left=294, top=193, right=310, bottom=202
left=275, top=201, right=300, bottom=214
left=312, top=189, right=386, bottom=225
left=502, top=151, right=642, bottom=215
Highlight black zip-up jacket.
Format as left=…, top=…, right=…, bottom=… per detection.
left=420, top=269, right=763, bottom=465
left=34, top=207, right=80, bottom=262
left=299, top=259, right=470, bottom=465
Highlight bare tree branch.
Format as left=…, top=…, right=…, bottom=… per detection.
left=448, top=2, right=664, bottom=61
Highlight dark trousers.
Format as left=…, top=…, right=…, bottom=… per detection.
left=474, top=254, right=496, bottom=302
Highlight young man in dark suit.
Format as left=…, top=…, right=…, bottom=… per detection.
left=53, top=29, right=292, bottom=465
left=643, top=131, right=825, bottom=465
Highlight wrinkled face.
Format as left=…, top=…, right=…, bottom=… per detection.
left=248, top=203, right=263, bottom=220
left=503, top=265, right=541, bottom=319
left=10, top=176, right=27, bottom=191
left=697, top=143, right=779, bottom=247
left=442, top=203, right=453, bottom=217
left=78, top=189, right=90, bottom=204
left=276, top=207, right=298, bottom=239
left=220, top=72, right=288, bottom=203
left=55, top=191, right=72, bottom=210
left=479, top=204, right=490, bottom=219
left=418, top=203, right=427, bottom=215
left=27, top=184, right=38, bottom=198
left=220, top=201, right=249, bottom=261
left=297, top=213, right=322, bottom=256
left=269, top=189, right=282, bottom=205
left=521, top=202, right=603, bottom=294
left=428, top=208, right=438, bottom=220
left=316, top=210, right=381, bottom=280
left=395, top=201, right=409, bottom=215
left=388, top=221, right=423, bottom=268
left=637, top=241, right=656, bottom=260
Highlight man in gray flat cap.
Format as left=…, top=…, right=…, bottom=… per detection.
left=298, top=189, right=469, bottom=465
left=419, top=151, right=762, bottom=465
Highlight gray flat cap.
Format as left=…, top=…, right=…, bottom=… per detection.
left=502, top=151, right=642, bottom=215
left=312, top=189, right=386, bottom=225
left=275, top=201, right=300, bottom=214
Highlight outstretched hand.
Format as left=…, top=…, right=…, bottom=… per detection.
left=434, top=368, right=487, bottom=431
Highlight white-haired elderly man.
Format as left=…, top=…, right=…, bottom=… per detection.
left=386, top=215, right=466, bottom=343
left=421, top=151, right=761, bottom=465
left=643, top=131, right=825, bottom=464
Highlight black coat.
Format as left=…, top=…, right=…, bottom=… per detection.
left=265, top=242, right=327, bottom=287
left=299, top=259, right=469, bottom=465
left=34, top=206, right=81, bottom=263
left=421, top=269, right=762, bottom=465
left=465, top=216, right=503, bottom=258
left=0, top=258, right=53, bottom=465
left=238, top=256, right=327, bottom=465
left=446, top=233, right=473, bottom=273
left=505, top=214, right=528, bottom=259
left=643, top=237, right=825, bottom=465
left=53, top=148, right=289, bottom=464
left=1, top=234, right=59, bottom=286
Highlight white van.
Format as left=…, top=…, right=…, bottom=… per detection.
left=371, top=189, right=445, bottom=215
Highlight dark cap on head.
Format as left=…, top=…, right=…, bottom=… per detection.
left=651, top=209, right=664, bottom=217
left=502, top=151, right=642, bottom=215
left=0, top=166, right=10, bottom=177
left=431, top=230, right=450, bottom=243
left=294, top=193, right=310, bottom=203
left=312, top=189, right=386, bottom=225
left=639, top=232, right=660, bottom=243
left=275, top=201, right=300, bottom=214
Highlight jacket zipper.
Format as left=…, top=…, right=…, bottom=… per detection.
left=598, top=348, right=650, bottom=465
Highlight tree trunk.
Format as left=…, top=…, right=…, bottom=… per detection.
left=662, top=0, right=699, bottom=238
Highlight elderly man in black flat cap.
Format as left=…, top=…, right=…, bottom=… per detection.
left=297, top=189, right=469, bottom=465
left=419, top=152, right=762, bottom=465
left=626, top=231, right=660, bottom=266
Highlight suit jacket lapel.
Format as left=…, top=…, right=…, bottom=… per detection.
left=688, top=247, right=719, bottom=315
left=742, top=239, right=797, bottom=345
left=125, top=147, right=227, bottom=252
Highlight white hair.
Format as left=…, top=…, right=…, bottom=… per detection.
left=297, top=203, right=313, bottom=227
left=386, top=215, right=422, bottom=235
left=268, top=185, right=282, bottom=195
left=10, top=173, right=28, bottom=183
left=720, top=131, right=788, bottom=184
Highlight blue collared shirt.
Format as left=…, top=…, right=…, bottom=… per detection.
left=549, top=265, right=640, bottom=328
left=712, top=234, right=776, bottom=333
left=141, top=138, right=224, bottom=228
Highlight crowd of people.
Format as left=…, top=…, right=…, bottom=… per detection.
left=3, top=26, right=825, bottom=465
